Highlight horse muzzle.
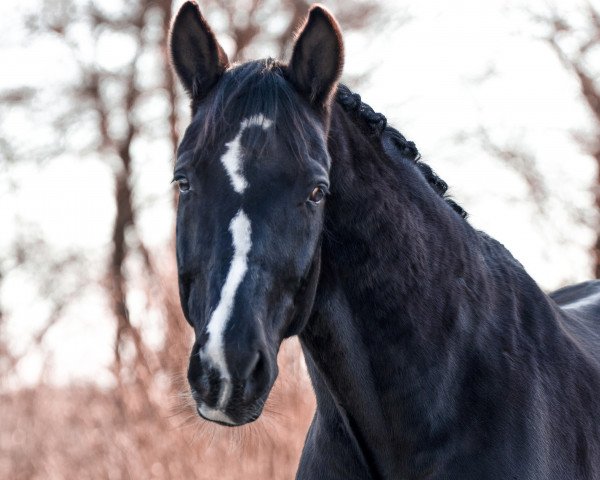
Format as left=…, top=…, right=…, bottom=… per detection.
left=187, top=340, right=275, bottom=426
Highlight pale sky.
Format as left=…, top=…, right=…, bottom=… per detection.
left=0, top=0, right=597, bottom=385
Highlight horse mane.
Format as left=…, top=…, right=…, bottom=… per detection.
left=336, top=84, right=468, bottom=219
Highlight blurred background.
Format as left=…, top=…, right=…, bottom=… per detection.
left=1, top=0, right=599, bottom=478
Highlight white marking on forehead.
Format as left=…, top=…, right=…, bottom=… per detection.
left=202, top=209, right=252, bottom=408
left=220, top=114, right=273, bottom=194
left=241, top=113, right=272, bottom=129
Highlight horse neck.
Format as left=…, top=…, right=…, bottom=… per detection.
left=299, top=105, right=563, bottom=474
left=318, top=105, right=486, bottom=341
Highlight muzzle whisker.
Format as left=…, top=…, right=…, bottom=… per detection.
left=173, top=413, right=200, bottom=430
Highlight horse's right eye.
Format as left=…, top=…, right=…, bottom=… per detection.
left=308, top=186, right=327, bottom=204
left=177, top=178, right=190, bottom=193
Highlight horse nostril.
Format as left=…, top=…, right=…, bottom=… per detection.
left=197, top=330, right=209, bottom=349
left=242, top=351, right=261, bottom=379
left=243, top=350, right=269, bottom=403
left=189, top=372, right=210, bottom=399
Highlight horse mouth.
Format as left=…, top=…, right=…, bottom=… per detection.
left=196, top=401, right=262, bottom=427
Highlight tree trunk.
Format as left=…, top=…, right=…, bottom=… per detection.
left=593, top=147, right=600, bottom=278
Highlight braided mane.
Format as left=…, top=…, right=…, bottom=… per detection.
left=336, top=84, right=467, bottom=219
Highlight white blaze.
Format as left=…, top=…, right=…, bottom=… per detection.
left=201, top=115, right=272, bottom=412
left=220, top=114, right=272, bottom=194
left=203, top=209, right=252, bottom=408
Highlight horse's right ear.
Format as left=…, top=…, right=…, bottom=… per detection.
left=169, top=1, right=229, bottom=102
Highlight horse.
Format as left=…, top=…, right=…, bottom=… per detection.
left=168, top=2, right=600, bottom=478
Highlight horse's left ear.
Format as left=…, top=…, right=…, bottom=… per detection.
left=287, top=5, right=344, bottom=109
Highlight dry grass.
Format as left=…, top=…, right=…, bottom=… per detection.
left=0, top=341, right=315, bottom=480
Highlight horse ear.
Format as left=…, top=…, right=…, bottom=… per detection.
left=287, top=5, right=344, bottom=109
left=169, top=1, right=229, bottom=101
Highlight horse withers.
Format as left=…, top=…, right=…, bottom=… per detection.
left=169, top=2, right=600, bottom=478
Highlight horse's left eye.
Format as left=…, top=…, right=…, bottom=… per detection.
left=177, top=178, right=190, bottom=193
left=308, top=186, right=326, bottom=204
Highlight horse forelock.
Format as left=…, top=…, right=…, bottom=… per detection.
left=185, top=59, right=325, bottom=171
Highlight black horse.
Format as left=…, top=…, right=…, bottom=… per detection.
left=169, top=2, right=600, bottom=478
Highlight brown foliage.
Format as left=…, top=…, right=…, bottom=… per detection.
left=0, top=341, right=315, bottom=480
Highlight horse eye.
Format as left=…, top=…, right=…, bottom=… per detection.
left=308, top=186, right=326, bottom=204
left=177, top=178, right=190, bottom=193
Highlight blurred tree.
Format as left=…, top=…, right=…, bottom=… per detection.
left=477, top=3, right=600, bottom=279
left=539, top=3, right=600, bottom=277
